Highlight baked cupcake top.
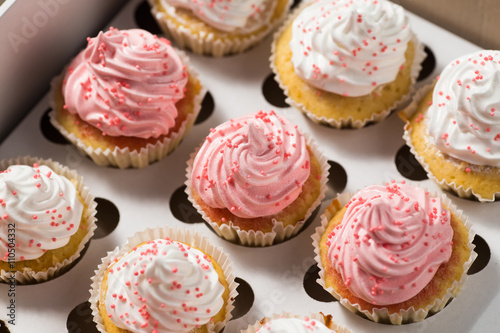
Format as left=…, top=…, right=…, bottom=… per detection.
left=63, top=27, right=187, bottom=139
left=427, top=50, right=500, bottom=167
left=290, top=0, right=412, bottom=97
left=104, top=238, right=225, bottom=332
left=326, top=181, right=453, bottom=305
left=161, top=0, right=277, bottom=34
left=0, top=164, right=83, bottom=262
left=191, top=110, right=310, bottom=218
left=255, top=317, right=334, bottom=333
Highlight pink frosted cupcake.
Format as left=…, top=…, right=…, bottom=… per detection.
left=186, top=110, right=328, bottom=246
left=50, top=27, right=204, bottom=168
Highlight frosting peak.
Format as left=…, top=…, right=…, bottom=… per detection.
left=427, top=50, right=500, bottom=167
left=191, top=111, right=310, bottom=218
left=105, top=239, right=224, bottom=333
left=326, top=182, right=453, bottom=305
left=63, top=27, right=187, bottom=138
left=0, top=164, right=83, bottom=262
left=290, top=0, right=412, bottom=97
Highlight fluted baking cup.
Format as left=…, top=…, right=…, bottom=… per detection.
left=89, top=226, right=238, bottom=333
left=312, top=187, right=477, bottom=324
left=0, top=156, right=97, bottom=284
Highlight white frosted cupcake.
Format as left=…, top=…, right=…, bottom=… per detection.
left=90, top=226, right=238, bottom=333
left=271, top=0, right=425, bottom=128
left=401, top=50, right=500, bottom=201
left=241, top=312, right=352, bottom=333
left=50, top=27, right=204, bottom=169
left=148, top=0, right=292, bottom=57
left=186, top=110, right=329, bottom=246
left=0, top=156, right=97, bottom=284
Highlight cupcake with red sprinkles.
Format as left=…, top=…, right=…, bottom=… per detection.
left=148, top=0, right=292, bottom=57
left=241, top=312, right=352, bottom=333
left=312, top=180, right=476, bottom=324
left=271, top=0, right=425, bottom=128
left=0, top=156, right=97, bottom=284
left=90, top=226, right=237, bottom=333
left=186, top=110, right=329, bottom=246
left=50, top=27, right=205, bottom=168
left=401, top=50, right=500, bottom=201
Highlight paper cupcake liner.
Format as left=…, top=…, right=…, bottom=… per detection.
left=0, top=156, right=97, bottom=284
left=400, top=83, right=500, bottom=202
left=270, top=1, right=426, bottom=129
left=312, top=186, right=477, bottom=325
left=149, top=0, right=292, bottom=57
left=185, top=132, right=330, bottom=247
left=241, top=312, right=352, bottom=333
left=89, top=226, right=238, bottom=333
left=49, top=50, right=205, bottom=169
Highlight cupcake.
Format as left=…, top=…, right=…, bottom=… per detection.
left=50, top=27, right=205, bottom=169
left=312, top=181, right=476, bottom=324
left=186, top=110, right=328, bottom=246
left=148, top=0, right=292, bottom=57
left=0, top=156, right=97, bottom=284
left=271, top=0, right=425, bottom=128
left=401, top=50, right=500, bottom=201
left=90, top=227, right=237, bottom=333
left=241, top=312, right=352, bottom=333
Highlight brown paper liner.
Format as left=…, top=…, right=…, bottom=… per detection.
left=241, top=312, right=352, bottom=333
left=89, top=226, right=238, bottom=333
left=270, top=1, right=426, bottom=129
left=148, top=0, right=292, bottom=57
left=312, top=187, right=477, bottom=324
left=185, top=132, right=330, bottom=247
left=400, top=83, right=500, bottom=201
left=49, top=50, right=205, bottom=169
left=0, top=156, right=97, bottom=284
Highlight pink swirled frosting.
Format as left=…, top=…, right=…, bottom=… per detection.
left=63, top=27, right=187, bottom=138
left=191, top=111, right=310, bottom=218
left=326, top=181, right=453, bottom=305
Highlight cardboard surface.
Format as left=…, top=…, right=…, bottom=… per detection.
left=0, top=0, right=499, bottom=332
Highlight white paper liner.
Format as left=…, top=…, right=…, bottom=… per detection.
left=0, top=156, right=97, bottom=284
left=148, top=0, right=292, bottom=57
left=311, top=185, right=477, bottom=325
left=269, top=1, right=426, bottom=129
left=89, top=226, right=238, bottom=333
left=240, top=312, right=352, bottom=333
left=400, top=83, right=500, bottom=202
left=185, top=131, right=330, bottom=247
left=48, top=50, right=205, bottom=169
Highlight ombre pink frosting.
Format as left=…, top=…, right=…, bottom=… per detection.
left=62, top=27, right=187, bottom=138
left=191, top=111, right=311, bottom=218
left=326, top=181, right=453, bottom=305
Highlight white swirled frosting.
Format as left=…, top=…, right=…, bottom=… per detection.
left=326, top=182, right=453, bottom=305
left=105, top=238, right=224, bottom=333
left=427, top=50, right=500, bottom=167
left=0, top=164, right=83, bottom=262
left=256, top=317, right=334, bottom=333
left=191, top=110, right=310, bottom=218
left=162, top=0, right=276, bottom=33
left=290, top=0, right=412, bottom=97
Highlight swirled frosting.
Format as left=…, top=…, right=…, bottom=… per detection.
left=63, top=27, right=187, bottom=138
left=427, top=50, right=500, bottom=167
left=191, top=111, right=310, bottom=218
left=105, top=238, right=224, bottom=333
left=256, top=317, right=333, bottom=333
left=326, top=181, right=453, bottom=305
left=0, top=164, right=83, bottom=262
left=161, top=0, right=276, bottom=34
left=290, top=0, right=412, bottom=97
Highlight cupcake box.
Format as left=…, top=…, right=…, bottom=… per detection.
left=0, top=0, right=498, bottom=332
